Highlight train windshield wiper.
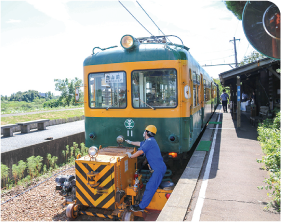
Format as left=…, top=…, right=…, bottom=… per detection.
left=139, top=98, right=155, bottom=110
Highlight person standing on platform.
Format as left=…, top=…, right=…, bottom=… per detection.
left=220, top=89, right=229, bottom=113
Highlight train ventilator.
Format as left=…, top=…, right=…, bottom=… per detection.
left=62, top=136, right=174, bottom=221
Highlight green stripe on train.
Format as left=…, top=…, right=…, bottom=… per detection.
left=84, top=116, right=195, bottom=153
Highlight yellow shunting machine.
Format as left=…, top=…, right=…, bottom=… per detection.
left=65, top=140, right=173, bottom=221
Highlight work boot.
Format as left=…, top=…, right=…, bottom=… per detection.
left=130, top=205, right=144, bottom=212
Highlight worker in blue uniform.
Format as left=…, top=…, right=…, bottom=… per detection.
left=125, top=125, right=167, bottom=212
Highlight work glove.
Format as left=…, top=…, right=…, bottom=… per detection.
left=126, top=152, right=132, bottom=158
left=125, top=140, right=132, bottom=144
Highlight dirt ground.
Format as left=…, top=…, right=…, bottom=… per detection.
left=1, top=166, right=142, bottom=221
left=1, top=166, right=76, bottom=221
left=1, top=159, right=186, bottom=221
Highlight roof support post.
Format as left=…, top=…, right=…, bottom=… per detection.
left=237, top=76, right=241, bottom=128
left=268, top=67, right=280, bottom=80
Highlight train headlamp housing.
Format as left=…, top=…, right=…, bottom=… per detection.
left=168, top=134, right=179, bottom=143
left=89, top=133, right=96, bottom=140
left=121, top=35, right=139, bottom=50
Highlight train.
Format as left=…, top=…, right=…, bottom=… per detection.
left=62, top=34, right=219, bottom=221
left=83, top=34, right=219, bottom=164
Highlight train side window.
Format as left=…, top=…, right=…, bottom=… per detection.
left=88, top=71, right=127, bottom=109
left=192, top=71, right=199, bottom=106
left=203, top=79, right=206, bottom=101
left=206, top=81, right=210, bottom=101
left=131, top=69, right=177, bottom=108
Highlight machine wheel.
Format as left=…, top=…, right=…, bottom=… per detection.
left=121, top=209, right=134, bottom=221
left=66, top=204, right=78, bottom=219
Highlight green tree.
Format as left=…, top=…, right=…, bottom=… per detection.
left=9, top=90, right=41, bottom=102
left=224, top=1, right=246, bottom=20
left=54, top=77, right=82, bottom=106
left=239, top=51, right=267, bottom=66
left=213, top=78, right=230, bottom=99
left=46, top=91, right=54, bottom=100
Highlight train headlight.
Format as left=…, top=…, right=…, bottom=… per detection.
left=121, top=35, right=139, bottom=50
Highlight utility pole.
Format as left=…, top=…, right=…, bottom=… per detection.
left=230, top=37, right=240, bottom=67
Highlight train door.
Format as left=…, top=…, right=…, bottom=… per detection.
left=200, top=73, right=204, bottom=129
left=189, top=69, right=193, bottom=149
left=190, top=69, right=201, bottom=148
left=211, top=82, right=214, bottom=112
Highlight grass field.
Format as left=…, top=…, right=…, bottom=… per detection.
left=1, top=100, right=83, bottom=114
left=1, top=109, right=84, bottom=125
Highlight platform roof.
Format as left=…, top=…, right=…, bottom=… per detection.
left=219, top=58, right=280, bottom=87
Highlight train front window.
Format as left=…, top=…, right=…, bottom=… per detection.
left=88, top=72, right=126, bottom=108
left=132, top=69, right=177, bottom=108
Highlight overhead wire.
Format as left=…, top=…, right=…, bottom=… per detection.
left=136, top=1, right=171, bottom=43
left=198, top=54, right=234, bottom=63
left=202, top=48, right=233, bottom=54
left=118, top=0, right=154, bottom=36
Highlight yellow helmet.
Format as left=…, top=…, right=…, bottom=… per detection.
left=145, top=125, right=157, bottom=134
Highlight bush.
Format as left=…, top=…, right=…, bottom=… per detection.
left=46, top=153, right=58, bottom=171
left=43, top=99, right=63, bottom=108
left=1, top=142, right=87, bottom=190
left=62, top=142, right=88, bottom=164
left=257, top=111, right=280, bottom=210
left=12, top=160, right=26, bottom=184
left=1, top=163, right=9, bottom=180
left=26, top=156, right=43, bottom=178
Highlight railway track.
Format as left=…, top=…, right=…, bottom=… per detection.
left=1, top=162, right=187, bottom=221
left=1, top=131, right=204, bottom=221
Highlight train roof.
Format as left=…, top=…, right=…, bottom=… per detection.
left=84, top=35, right=214, bottom=82
left=83, top=43, right=190, bottom=66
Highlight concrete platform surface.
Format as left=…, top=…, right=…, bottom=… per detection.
left=184, top=107, right=280, bottom=221
left=157, top=108, right=218, bottom=221
left=1, top=120, right=84, bottom=153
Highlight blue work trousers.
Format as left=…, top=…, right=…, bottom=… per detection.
left=139, top=165, right=166, bottom=209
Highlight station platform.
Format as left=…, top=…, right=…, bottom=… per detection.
left=157, top=105, right=280, bottom=221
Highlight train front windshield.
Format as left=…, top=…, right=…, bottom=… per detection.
left=89, top=72, right=126, bottom=108
left=132, top=69, right=177, bottom=108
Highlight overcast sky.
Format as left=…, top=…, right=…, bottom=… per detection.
left=1, top=0, right=279, bottom=96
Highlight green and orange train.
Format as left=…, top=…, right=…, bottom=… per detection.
left=83, top=34, right=218, bottom=164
